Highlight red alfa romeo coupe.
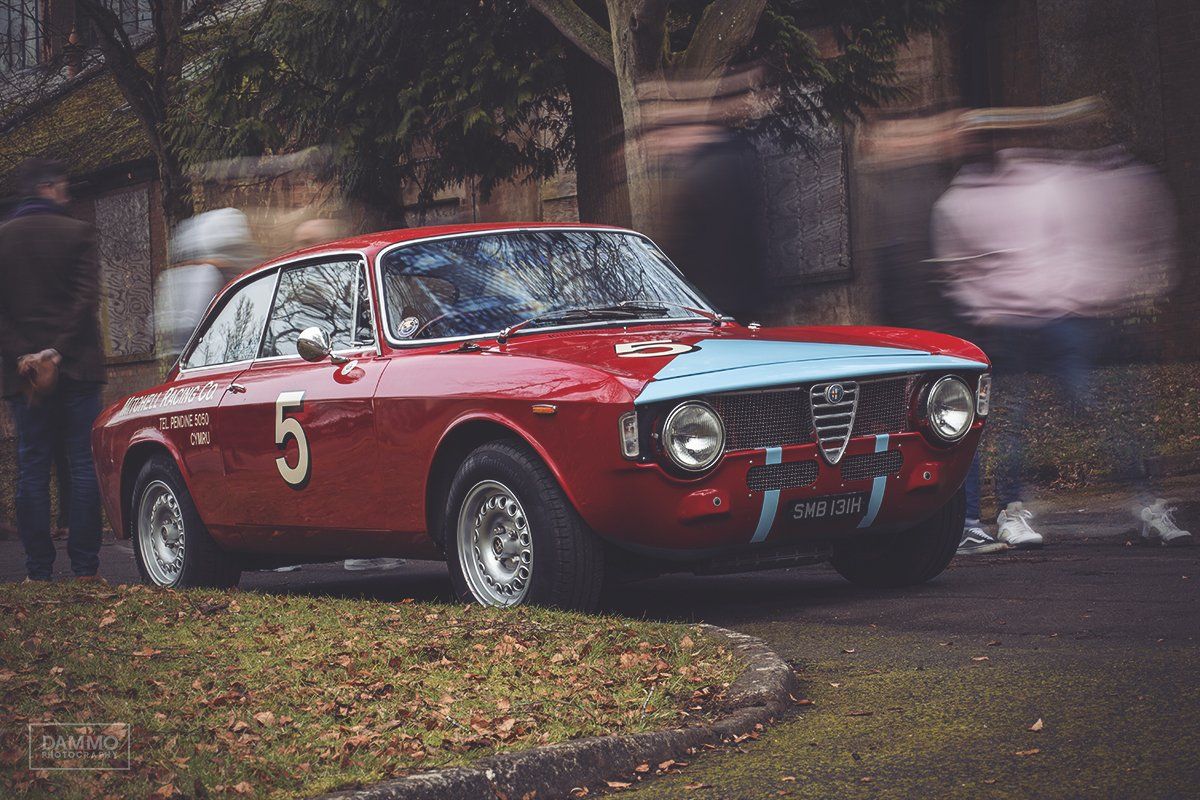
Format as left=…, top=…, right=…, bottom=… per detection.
left=93, top=223, right=990, bottom=610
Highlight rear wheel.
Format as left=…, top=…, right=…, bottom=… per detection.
left=130, top=455, right=241, bottom=589
left=831, top=487, right=965, bottom=589
left=444, top=441, right=604, bottom=611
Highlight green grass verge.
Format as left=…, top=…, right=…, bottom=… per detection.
left=0, top=583, right=739, bottom=799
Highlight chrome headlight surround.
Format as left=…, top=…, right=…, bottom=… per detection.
left=925, top=375, right=976, bottom=443
left=661, top=401, right=725, bottom=473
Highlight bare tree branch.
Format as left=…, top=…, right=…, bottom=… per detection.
left=677, top=0, right=767, bottom=78
left=530, top=0, right=616, bottom=75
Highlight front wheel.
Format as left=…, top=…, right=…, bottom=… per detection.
left=130, top=455, right=241, bottom=589
left=830, top=487, right=966, bottom=589
left=443, top=441, right=604, bottom=610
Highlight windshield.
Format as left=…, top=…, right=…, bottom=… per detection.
left=379, top=230, right=713, bottom=341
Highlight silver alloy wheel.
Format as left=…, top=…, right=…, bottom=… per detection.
left=138, top=479, right=185, bottom=586
left=456, top=480, right=532, bottom=606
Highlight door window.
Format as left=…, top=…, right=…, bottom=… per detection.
left=181, top=271, right=276, bottom=369
left=260, top=259, right=367, bottom=358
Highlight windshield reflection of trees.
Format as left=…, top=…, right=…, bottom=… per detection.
left=381, top=232, right=703, bottom=339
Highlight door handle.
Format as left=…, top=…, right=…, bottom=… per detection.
left=229, top=383, right=247, bottom=394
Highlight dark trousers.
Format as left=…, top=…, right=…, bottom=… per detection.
left=965, top=318, right=1104, bottom=522
left=8, top=379, right=103, bottom=579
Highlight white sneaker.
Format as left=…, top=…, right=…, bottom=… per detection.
left=957, top=526, right=1010, bottom=555
left=343, top=558, right=406, bottom=571
left=997, top=502, right=1044, bottom=549
left=1139, top=500, right=1193, bottom=547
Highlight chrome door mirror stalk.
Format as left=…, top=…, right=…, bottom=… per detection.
left=297, top=326, right=349, bottom=364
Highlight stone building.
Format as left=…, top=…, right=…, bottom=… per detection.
left=1, top=0, right=1198, bottom=531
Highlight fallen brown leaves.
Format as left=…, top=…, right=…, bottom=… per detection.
left=0, top=582, right=738, bottom=800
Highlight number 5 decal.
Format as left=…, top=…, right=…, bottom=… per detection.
left=275, top=390, right=310, bottom=489
left=615, top=340, right=697, bottom=358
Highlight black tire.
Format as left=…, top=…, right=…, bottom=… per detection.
left=443, top=440, right=604, bottom=611
left=830, top=487, right=966, bottom=589
left=130, top=454, right=241, bottom=589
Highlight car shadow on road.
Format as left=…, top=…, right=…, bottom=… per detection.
left=236, top=559, right=921, bottom=625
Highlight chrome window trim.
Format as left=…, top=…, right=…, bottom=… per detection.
left=176, top=249, right=379, bottom=376
left=371, top=226, right=717, bottom=349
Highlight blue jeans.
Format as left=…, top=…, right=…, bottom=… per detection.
left=9, top=379, right=103, bottom=579
left=966, top=318, right=1103, bottom=523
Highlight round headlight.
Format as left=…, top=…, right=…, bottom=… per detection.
left=662, top=401, right=725, bottom=472
left=926, top=376, right=975, bottom=442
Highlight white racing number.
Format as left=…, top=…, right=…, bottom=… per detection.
left=274, top=390, right=310, bottom=489
left=614, top=340, right=697, bottom=358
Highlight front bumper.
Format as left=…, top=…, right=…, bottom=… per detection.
left=580, top=424, right=981, bottom=558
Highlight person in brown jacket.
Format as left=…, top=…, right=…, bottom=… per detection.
left=0, top=159, right=106, bottom=580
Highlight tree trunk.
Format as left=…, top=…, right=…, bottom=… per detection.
left=153, top=141, right=194, bottom=228
left=564, top=45, right=631, bottom=227
left=534, top=0, right=769, bottom=239
left=604, top=0, right=668, bottom=239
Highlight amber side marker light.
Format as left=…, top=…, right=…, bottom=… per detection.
left=531, top=404, right=558, bottom=416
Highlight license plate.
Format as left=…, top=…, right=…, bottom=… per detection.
left=790, top=492, right=867, bottom=522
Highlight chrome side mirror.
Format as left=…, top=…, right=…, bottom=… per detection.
left=297, top=326, right=333, bottom=362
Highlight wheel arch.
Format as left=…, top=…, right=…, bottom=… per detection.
left=424, top=414, right=576, bottom=549
left=118, top=438, right=182, bottom=540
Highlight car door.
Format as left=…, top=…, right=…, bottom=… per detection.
left=215, top=256, right=389, bottom=540
left=170, top=269, right=279, bottom=534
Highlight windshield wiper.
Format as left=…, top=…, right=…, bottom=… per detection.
left=497, top=306, right=639, bottom=344
left=614, top=300, right=723, bottom=327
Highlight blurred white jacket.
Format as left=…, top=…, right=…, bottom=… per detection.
left=156, top=209, right=260, bottom=358
left=931, top=148, right=1176, bottom=325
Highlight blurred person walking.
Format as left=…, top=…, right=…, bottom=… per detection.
left=648, top=70, right=768, bottom=321
left=932, top=124, right=1188, bottom=549
left=155, top=208, right=260, bottom=363
left=0, top=159, right=106, bottom=580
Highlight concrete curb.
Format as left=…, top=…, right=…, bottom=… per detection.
left=314, top=624, right=798, bottom=800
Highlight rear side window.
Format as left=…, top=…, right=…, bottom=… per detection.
left=182, top=272, right=276, bottom=369
left=259, top=259, right=367, bottom=358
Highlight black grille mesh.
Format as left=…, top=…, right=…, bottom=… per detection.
left=707, top=375, right=914, bottom=453
left=852, top=377, right=915, bottom=437
left=708, top=389, right=813, bottom=451
left=747, top=460, right=820, bottom=492
left=840, top=450, right=903, bottom=482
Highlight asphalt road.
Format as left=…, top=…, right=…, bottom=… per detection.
left=2, top=484, right=1197, bottom=799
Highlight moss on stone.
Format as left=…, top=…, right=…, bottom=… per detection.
left=0, top=70, right=148, bottom=194
left=620, top=621, right=1200, bottom=798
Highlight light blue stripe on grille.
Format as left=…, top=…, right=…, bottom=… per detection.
left=751, top=446, right=783, bottom=543
left=857, top=434, right=890, bottom=529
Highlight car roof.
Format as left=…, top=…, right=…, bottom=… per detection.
left=248, top=221, right=632, bottom=277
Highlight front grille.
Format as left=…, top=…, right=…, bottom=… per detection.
left=852, top=376, right=915, bottom=437
left=810, top=381, right=859, bottom=464
left=708, top=389, right=813, bottom=451
left=705, top=375, right=916, bottom=454
left=747, top=460, right=819, bottom=492
left=840, top=450, right=904, bottom=481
